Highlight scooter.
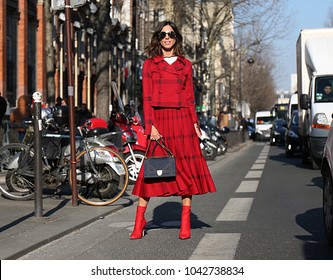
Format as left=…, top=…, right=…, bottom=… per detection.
left=110, top=111, right=146, bottom=184
left=207, top=124, right=229, bottom=156
left=108, top=82, right=147, bottom=184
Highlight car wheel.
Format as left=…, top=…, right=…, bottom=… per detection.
left=301, top=141, right=309, bottom=165
left=310, top=155, right=320, bottom=170
left=323, top=168, right=333, bottom=246
left=286, top=149, right=293, bottom=157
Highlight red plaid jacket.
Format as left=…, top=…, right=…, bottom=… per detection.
left=142, top=55, right=198, bottom=134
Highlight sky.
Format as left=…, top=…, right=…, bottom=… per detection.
left=274, top=0, right=333, bottom=92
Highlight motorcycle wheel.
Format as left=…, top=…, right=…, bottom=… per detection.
left=219, top=142, right=227, bottom=156
left=0, top=143, right=35, bottom=200
left=124, top=150, right=145, bottom=184
left=72, top=147, right=129, bottom=206
left=202, top=139, right=218, bottom=161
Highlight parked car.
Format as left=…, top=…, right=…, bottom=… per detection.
left=270, top=119, right=287, bottom=145
left=284, top=110, right=302, bottom=157
left=321, top=119, right=333, bottom=245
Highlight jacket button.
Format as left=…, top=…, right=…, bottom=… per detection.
left=159, top=91, right=162, bottom=94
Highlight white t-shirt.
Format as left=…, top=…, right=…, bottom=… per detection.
left=164, top=56, right=178, bottom=65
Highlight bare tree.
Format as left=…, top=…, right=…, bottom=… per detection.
left=234, top=0, right=291, bottom=114
left=79, top=1, right=128, bottom=120
left=90, top=1, right=112, bottom=120
left=170, top=0, right=291, bottom=115
left=325, top=2, right=333, bottom=27
left=45, top=0, right=56, bottom=105
left=241, top=50, right=277, bottom=113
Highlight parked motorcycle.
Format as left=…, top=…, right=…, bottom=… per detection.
left=109, top=111, right=145, bottom=184
left=199, top=128, right=218, bottom=161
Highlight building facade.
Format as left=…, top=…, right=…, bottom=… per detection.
left=0, top=0, right=45, bottom=107
left=0, top=0, right=235, bottom=117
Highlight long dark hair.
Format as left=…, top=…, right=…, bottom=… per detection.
left=145, top=21, right=183, bottom=58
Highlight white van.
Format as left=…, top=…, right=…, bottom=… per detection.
left=297, top=28, right=333, bottom=169
left=254, top=111, right=275, bottom=141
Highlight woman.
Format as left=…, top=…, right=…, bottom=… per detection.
left=10, top=95, right=32, bottom=142
left=131, top=21, right=216, bottom=240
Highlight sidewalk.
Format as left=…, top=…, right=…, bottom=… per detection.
left=0, top=141, right=249, bottom=260
left=0, top=184, right=138, bottom=260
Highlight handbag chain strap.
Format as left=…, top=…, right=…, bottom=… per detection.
left=145, top=138, right=175, bottom=157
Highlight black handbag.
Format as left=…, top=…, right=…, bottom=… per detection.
left=144, top=139, right=176, bottom=179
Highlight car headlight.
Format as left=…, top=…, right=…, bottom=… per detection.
left=312, top=113, right=330, bottom=129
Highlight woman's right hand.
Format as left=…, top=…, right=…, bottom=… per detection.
left=150, top=125, right=162, bottom=141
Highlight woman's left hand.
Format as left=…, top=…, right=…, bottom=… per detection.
left=150, top=125, right=162, bottom=141
left=194, top=124, right=202, bottom=137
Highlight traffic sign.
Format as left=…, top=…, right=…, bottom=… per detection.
left=51, top=0, right=87, bottom=11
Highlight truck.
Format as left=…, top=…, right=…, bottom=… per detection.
left=297, top=28, right=333, bottom=169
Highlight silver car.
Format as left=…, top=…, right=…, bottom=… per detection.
left=321, top=120, right=333, bottom=245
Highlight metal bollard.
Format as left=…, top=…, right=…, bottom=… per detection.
left=32, top=92, right=43, bottom=218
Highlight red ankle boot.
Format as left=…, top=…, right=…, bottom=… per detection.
left=179, top=206, right=191, bottom=239
left=130, top=206, right=147, bottom=239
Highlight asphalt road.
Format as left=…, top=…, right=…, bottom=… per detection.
left=17, top=141, right=333, bottom=260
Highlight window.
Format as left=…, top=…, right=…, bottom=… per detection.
left=257, top=116, right=274, bottom=125
left=315, top=77, right=333, bottom=102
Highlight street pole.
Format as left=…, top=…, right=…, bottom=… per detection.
left=131, top=0, right=137, bottom=102
left=64, top=0, right=78, bottom=206
left=33, top=91, right=43, bottom=218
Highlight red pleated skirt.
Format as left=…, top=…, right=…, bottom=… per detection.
left=132, top=107, right=217, bottom=197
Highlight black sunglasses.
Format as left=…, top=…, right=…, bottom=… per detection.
left=158, top=31, right=176, bottom=40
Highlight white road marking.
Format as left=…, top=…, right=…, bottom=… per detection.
left=189, top=233, right=241, bottom=260
left=236, top=180, right=259, bottom=193
left=251, top=163, right=265, bottom=169
left=216, top=198, right=254, bottom=221
left=190, top=144, right=269, bottom=260
left=245, top=170, right=263, bottom=178
left=256, top=143, right=266, bottom=146
left=258, top=156, right=267, bottom=159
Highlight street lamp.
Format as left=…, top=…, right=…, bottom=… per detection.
left=247, top=58, right=255, bottom=66
left=238, top=56, right=255, bottom=116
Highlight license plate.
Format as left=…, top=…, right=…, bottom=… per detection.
left=115, top=163, right=126, bottom=175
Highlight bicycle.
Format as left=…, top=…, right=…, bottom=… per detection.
left=0, top=107, right=129, bottom=206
